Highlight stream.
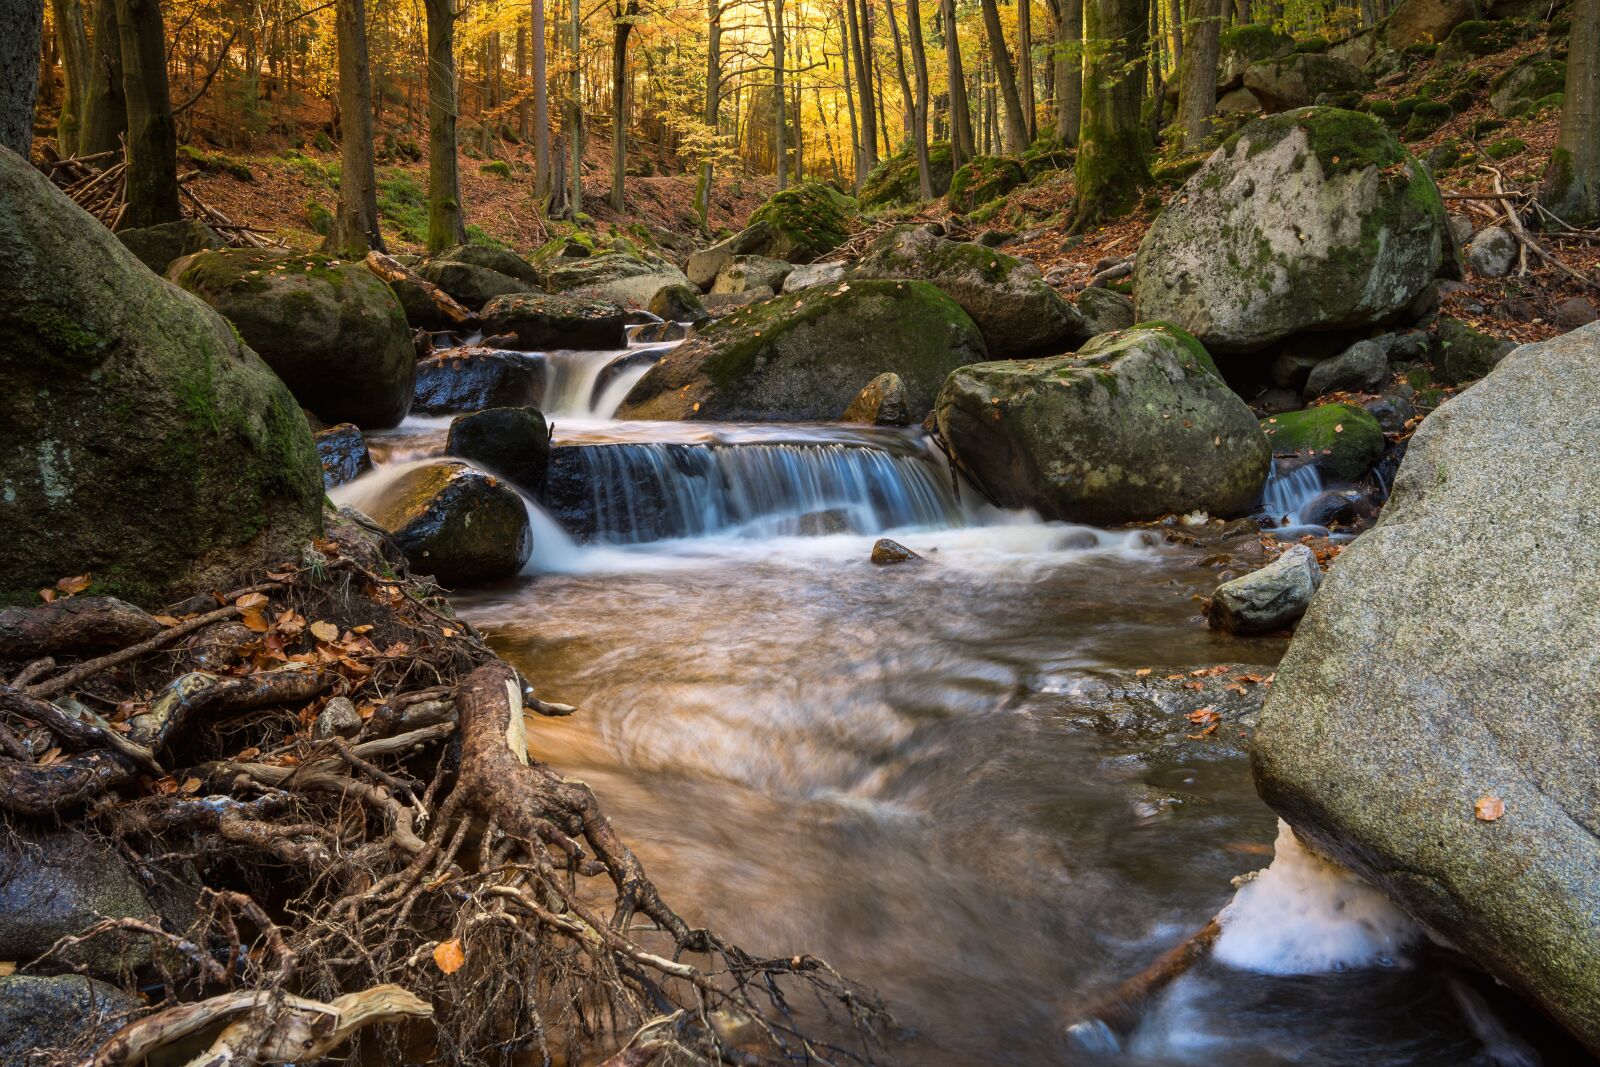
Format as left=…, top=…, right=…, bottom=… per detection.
left=337, top=330, right=1575, bottom=1067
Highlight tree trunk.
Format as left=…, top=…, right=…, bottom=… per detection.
left=80, top=0, right=126, bottom=156
left=115, top=0, right=179, bottom=227
left=567, top=0, right=582, bottom=217
left=1178, top=0, right=1220, bottom=148
left=1166, top=0, right=1183, bottom=74
left=1542, top=0, right=1600, bottom=225
left=771, top=0, right=787, bottom=188
left=610, top=0, right=636, bottom=210
left=846, top=0, right=877, bottom=175
left=424, top=0, right=466, bottom=253
left=978, top=0, right=1030, bottom=153
left=884, top=0, right=918, bottom=162
left=839, top=7, right=861, bottom=186
left=531, top=0, right=552, bottom=200
left=1051, top=0, right=1081, bottom=143
left=906, top=0, right=934, bottom=197
left=53, top=0, right=91, bottom=154
left=0, top=0, right=41, bottom=157
left=1019, top=0, right=1036, bottom=141
left=941, top=0, right=975, bottom=165
left=1072, top=0, right=1150, bottom=229
left=696, top=0, right=721, bottom=230
left=329, top=0, right=384, bottom=255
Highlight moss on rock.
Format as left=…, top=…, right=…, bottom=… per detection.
left=1260, top=402, right=1384, bottom=480
left=747, top=182, right=856, bottom=261
left=947, top=156, right=1026, bottom=214
left=859, top=141, right=956, bottom=208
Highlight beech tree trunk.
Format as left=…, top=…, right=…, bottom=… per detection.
left=696, top=0, right=722, bottom=229
left=610, top=0, right=637, bottom=210
left=0, top=0, right=42, bottom=157
left=906, top=0, right=934, bottom=197
left=978, top=0, right=1030, bottom=154
left=116, top=0, right=179, bottom=227
left=1051, top=0, right=1082, bottom=144
left=1018, top=0, right=1036, bottom=141
left=771, top=0, right=787, bottom=188
left=531, top=0, right=552, bottom=200
left=424, top=0, right=466, bottom=252
left=1178, top=0, right=1220, bottom=148
left=846, top=0, right=877, bottom=175
left=329, top=0, right=384, bottom=254
left=941, top=0, right=975, bottom=165
left=53, top=0, right=91, bottom=154
left=1072, top=0, right=1150, bottom=229
left=80, top=0, right=127, bottom=156
left=1541, top=0, right=1600, bottom=225
left=567, top=0, right=582, bottom=216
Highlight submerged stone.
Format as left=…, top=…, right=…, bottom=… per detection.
left=364, top=460, right=531, bottom=587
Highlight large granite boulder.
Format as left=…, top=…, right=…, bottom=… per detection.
left=435, top=243, right=540, bottom=286
left=686, top=222, right=777, bottom=289
left=0, top=147, right=322, bottom=607
left=1218, top=24, right=1295, bottom=91
left=858, top=141, right=956, bottom=209
left=0, top=830, right=159, bottom=974
left=363, top=460, right=532, bottom=586
left=849, top=225, right=1089, bottom=357
left=116, top=218, right=224, bottom=275
left=746, top=183, right=855, bottom=263
left=537, top=250, right=692, bottom=307
left=1252, top=323, right=1600, bottom=1054
left=480, top=293, right=630, bottom=350
left=170, top=248, right=417, bottom=428
left=420, top=257, right=535, bottom=308
left=1243, top=54, right=1372, bottom=112
left=935, top=323, right=1271, bottom=524
left=1383, top=0, right=1478, bottom=49
left=1134, top=108, right=1448, bottom=353
left=617, top=279, right=987, bottom=421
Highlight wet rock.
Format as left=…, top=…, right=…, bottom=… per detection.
left=480, top=292, right=629, bottom=350
left=1261, top=402, right=1386, bottom=481
left=937, top=323, right=1270, bottom=524
left=1075, top=286, right=1136, bottom=335
left=1252, top=323, right=1600, bottom=1052
left=1304, top=338, right=1389, bottom=399
left=0, top=830, right=157, bottom=974
left=1465, top=225, right=1516, bottom=278
left=364, top=460, right=531, bottom=586
left=314, top=422, right=373, bottom=488
left=0, top=975, right=140, bottom=1063
left=314, top=695, right=363, bottom=739
left=1, top=152, right=323, bottom=607
left=115, top=218, right=224, bottom=275
left=1243, top=54, right=1371, bottom=112
left=1299, top=486, right=1370, bottom=528
left=171, top=248, right=417, bottom=429
left=711, top=255, right=795, bottom=295
left=1258, top=386, right=1302, bottom=414
left=782, top=261, right=847, bottom=293
left=841, top=372, right=912, bottom=426
left=1554, top=296, right=1600, bottom=330
left=420, top=258, right=535, bottom=308
left=632, top=320, right=689, bottom=343
left=412, top=348, right=544, bottom=414
left=1363, top=393, right=1416, bottom=434
left=1431, top=315, right=1515, bottom=385
left=686, top=221, right=777, bottom=289
left=1383, top=0, right=1477, bottom=48
left=538, top=251, right=692, bottom=307
left=446, top=406, right=551, bottom=491
left=647, top=282, right=708, bottom=323
left=1208, top=544, right=1322, bottom=634
left=850, top=224, right=1089, bottom=356
left=618, top=280, right=987, bottom=421
left=870, top=538, right=920, bottom=564
left=1134, top=108, right=1446, bottom=353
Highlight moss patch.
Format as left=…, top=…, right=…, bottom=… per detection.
left=1260, top=402, right=1384, bottom=480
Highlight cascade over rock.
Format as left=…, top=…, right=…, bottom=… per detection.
left=616, top=279, right=987, bottom=421
left=935, top=323, right=1271, bottom=524
left=170, top=248, right=417, bottom=429
left=1252, top=323, right=1600, bottom=1055
left=0, top=147, right=323, bottom=608
left=849, top=225, right=1089, bottom=357
left=364, top=461, right=532, bottom=586
left=1133, top=108, right=1447, bottom=352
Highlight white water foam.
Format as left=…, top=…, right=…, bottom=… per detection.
left=1213, top=820, right=1419, bottom=974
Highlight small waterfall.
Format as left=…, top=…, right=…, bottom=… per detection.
left=540, top=343, right=676, bottom=420
left=540, top=441, right=962, bottom=544
left=1260, top=462, right=1324, bottom=528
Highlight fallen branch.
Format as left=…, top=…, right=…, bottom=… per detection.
left=365, top=251, right=478, bottom=327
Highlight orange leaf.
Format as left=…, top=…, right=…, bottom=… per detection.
left=56, top=573, right=92, bottom=596
left=433, top=938, right=466, bottom=974
left=1475, top=795, right=1505, bottom=822
left=310, top=620, right=340, bottom=643
left=235, top=592, right=269, bottom=610
left=37, top=588, right=56, bottom=604
left=1135, top=668, right=1152, bottom=677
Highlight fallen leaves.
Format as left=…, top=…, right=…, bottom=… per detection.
left=433, top=938, right=466, bottom=974
left=236, top=592, right=271, bottom=632
left=1185, top=707, right=1221, bottom=739
left=1475, top=795, right=1506, bottom=822
left=309, top=620, right=340, bottom=643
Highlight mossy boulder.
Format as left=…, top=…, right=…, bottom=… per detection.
left=171, top=248, right=417, bottom=429
left=481, top=293, right=630, bottom=350
left=859, top=141, right=956, bottom=208
left=0, top=148, right=322, bottom=608
left=1220, top=24, right=1295, bottom=89
left=446, top=406, right=550, bottom=492
left=437, top=244, right=541, bottom=286
left=616, top=279, right=987, bottom=421
left=1432, top=315, right=1515, bottom=383
left=536, top=250, right=692, bottom=307
left=421, top=258, right=535, bottom=308
left=1019, top=136, right=1074, bottom=179
left=849, top=224, right=1088, bottom=356
left=648, top=282, right=708, bottom=322
left=946, top=156, right=1026, bottom=214
left=1134, top=108, right=1448, bottom=352
left=1383, top=0, right=1479, bottom=49
left=1243, top=54, right=1372, bottom=112
left=1437, top=17, right=1532, bottom=60
left=1250, top=324, right=1600, bottom=1055
left=685, top=222, right=777, bottom=289
left=936, top=323, right=1270, bottom=524
left=1489, top=56, right=1565, bottom=117
left=1260, top=402, right=1385, bottom=480
left=115, top=219, right=225, bottom=275
left=747, top=182, right=856, bottom=262
left=364, top=460, right=531, bottom=586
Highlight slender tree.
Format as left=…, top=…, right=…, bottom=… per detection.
left=696, top=0, right=724, bottom=228
left=79, top=0, right=126, bottom=156
left=1541, top=0, right=1600, bottom=225
left=884, top=0, right=926, bottom=196
left=424, top=0, right=466, bottom=252
left=1178, top=0, right=1220, bottom=148
left=0, top=0, right=41, bottom=156
left=329, top=0, right=384, bottom=254
left=846, top=0, right=877, bottom=175
left=611, top=0, right=639, bottom=209
left=940, top=0, right=975, bottom=165
left=1049, top=0, right=1082, bottom=144
left=978, top=0, right=1030, bottom=153
left=53, top=0, right=91, bottom=154
left=1018, top=0, right=1036, bottom=141
left=768, top=0, right=788, bottom=188
left=906, top=0, right=934, bottom=197
left=567, top=0, right=582, bottom=216
left=115, top=0, right=179, bottom=227
left=1072, top=0, right=1150, bottom=229
left=531, top=0, right=552, bottom=201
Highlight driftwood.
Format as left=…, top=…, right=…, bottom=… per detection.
left=365, top=250, right=478, bottom=327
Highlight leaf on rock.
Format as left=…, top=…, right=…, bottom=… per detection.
left=56, top=573, right=92, bottom=596
left=434, top=938, right=466, bottom=974
left=1475, top=795, right=1505, bottom=822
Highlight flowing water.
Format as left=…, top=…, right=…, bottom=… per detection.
left=342, top=335, right=1581, bottom=1066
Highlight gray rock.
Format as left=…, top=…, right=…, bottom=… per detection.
left=115, top=218, right=224, bottom=275
left=841, top=372, right=911, bottom=426
left=1258, top=386, right=1302, bottom=414
left=480, top=293, right=629, bottom=350
left=437, top=244, right=540, bottom=286
left=702, top=286, right=776, bottom=313
left=0, top=831, right=156, bottom=975
left=1208, top=543, right=1322, bottom=634
left=0, top=975, right=141, bottom=1064
left=1134, top=108, right=1446, bottom=353
left=1243, top=54, right=1372, bottom=111
left=1364, top=393, right=1416, bottom=434
left=1432, top=316, right=1516, bottom=384
left=421, top=258, right=535, bottom=308
left=1465, top=225, right=1517, bottom=278
left=1447, top=213, right=1474, bottom=248
left=412, top=348, right=544, bottom=414
left=1304, top=339, right=1389, bottom=399
left=781, top=261, right=847, bottom=293
left=1216, top=87, right=1263, bottom=113
left=1271, top=350, right=1328, bottom=389
left=1554, top=296, right=1599, bottom=330
left=1383, top=0, right=1478, bottom=48
left=686, top=222, right=776, bottom=289
left=647, top=283, right=708, bottom=323
left=711, top=255, right=795, bottom=295
left=538, top=251, right=692, bottom=308
left=1075, top=286, right=1136, bottom=335
left=447, top=406, right=551, bottom=491
left=937, top=323, right=1270, bottom=524
left=314, top=695, right=363, bottom=739
left=365, top=460, right=533, bottom=586
left=1252, top=322, right=1600, bottom=1053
